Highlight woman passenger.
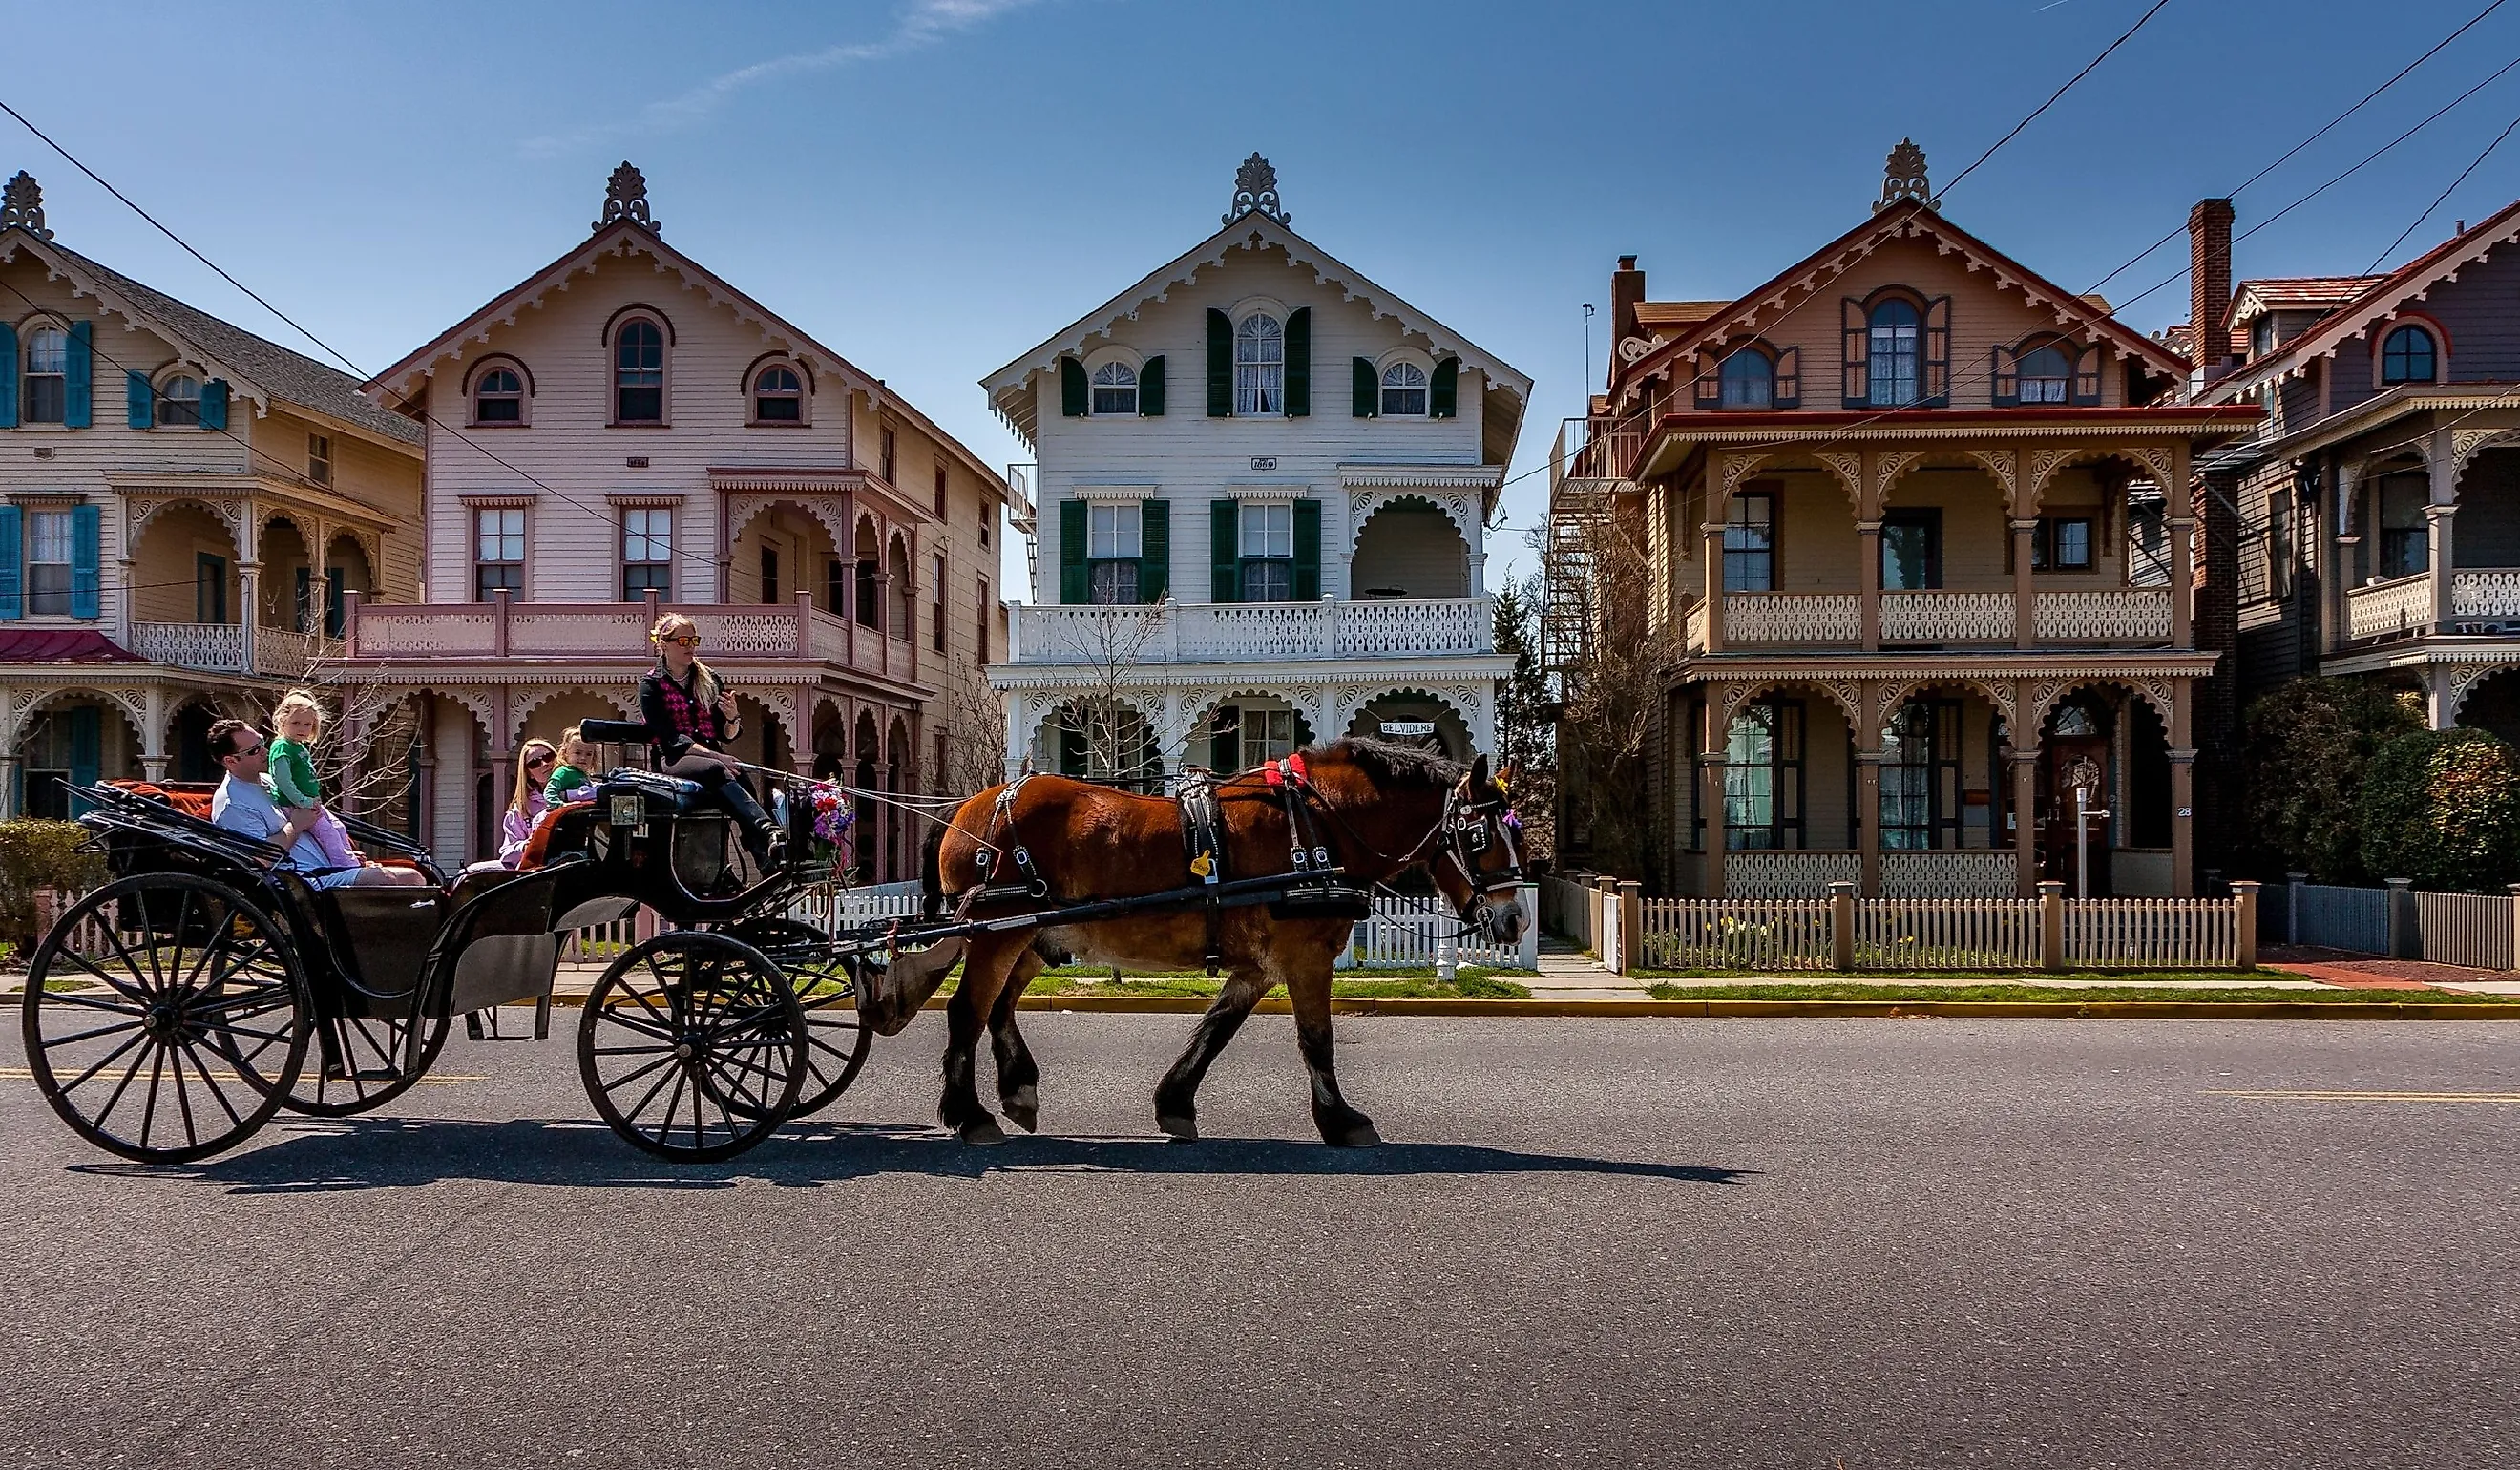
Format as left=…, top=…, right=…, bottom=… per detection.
left=638, top=613, right=780, bottom=868
left=496, top=739, right=558, bottom=869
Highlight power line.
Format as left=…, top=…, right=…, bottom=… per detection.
left=1941, top=0, right=2177, bottom=198
left=2362, top=110, right=2520, bottom=273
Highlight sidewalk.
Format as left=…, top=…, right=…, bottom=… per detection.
left=2258, top=944, right=2520, bottom=996
left=1525, top=938, right=1655, bottom=1001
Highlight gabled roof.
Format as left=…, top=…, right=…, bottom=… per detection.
left=979, top=211, right=1534, bottom=452
left=0, top=228, right=423, bottom=450
left=1634, top=301, right=1730, bottom=329
left=2224, top=275, right=2386, bottom=328
left=364, top=219, right=1005, bottom=494
left=2207, top=197, right=2520, bottom=400
left=1610, top=198, right=2192, bottom=411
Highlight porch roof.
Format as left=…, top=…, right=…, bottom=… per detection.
left=0, top=630, right=144, bottom=663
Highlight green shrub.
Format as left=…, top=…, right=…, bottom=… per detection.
left=2241, top=679, right=2421, bottom=882
left=0, top=819, right=107, bottom=951
left=2358, top=728, right=2520, bottom=893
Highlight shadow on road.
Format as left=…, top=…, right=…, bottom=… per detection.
left=67, top=1116, right=1755, bottom=1194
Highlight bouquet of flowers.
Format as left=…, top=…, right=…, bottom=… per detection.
left=807, top=782, right=854, bottom=864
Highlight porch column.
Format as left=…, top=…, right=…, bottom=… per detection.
left=2011, top=518, right=2038, bottom=648
left=2328, top=458, right=2360, bottom=656
left=788, top=687, right=816, bottom=778
left=1855, top=748, right=1882, bottom=897
left=1467, top=551, right=1487, bottom=598
left=2427, top=505, right=2458, bottom=628
left=237, top=562, right=261, bottom=675
left=140, top=685, right=167, bottom=782
left=2011, top=751, right=2040, bottom=898
left=0, top=755, right=19, bottom=818
left=1699, top=522, right=1726, bottom=652
left=2168, top=442, right=2194, bottom=650
left=1004, top=695, right=1030, bottom=782
left=2425, top=668, right=2457, bottom=731
left=2170, top=687, right=2195, bottom=898
left=1697, top=694, right=1728, bottom=897
left=1857, top=521, right=1882, bottom=651
left=116, top=557, right=136, bottom=646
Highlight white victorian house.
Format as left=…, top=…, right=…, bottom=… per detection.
left=981, top=158, right=1531, bottom=784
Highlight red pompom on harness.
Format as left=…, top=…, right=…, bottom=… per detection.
left=1262, top=752, right=1310, bottom=789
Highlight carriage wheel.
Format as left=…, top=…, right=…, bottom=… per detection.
left=724, top=916, right=874, bottom=1119
left=262, top=1006, right=453, bottom=1118
left=20, top=873, right=309, bottom=1165
left=578, top=933, right=806, bottom=1162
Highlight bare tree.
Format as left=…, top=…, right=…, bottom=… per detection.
left=1534, top=500, right=1664, bottom=882
left=930, top=676, right=1012, bottom=797
left=1038, top=603, right=1172, bottom=790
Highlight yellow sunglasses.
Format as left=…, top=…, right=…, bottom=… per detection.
left=654, top=634, right=701, bottom=647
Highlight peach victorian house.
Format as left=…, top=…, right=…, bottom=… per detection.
left=1551, top=146, right=2259, bottom=898
left=339, top=166, right=1010, bottom=875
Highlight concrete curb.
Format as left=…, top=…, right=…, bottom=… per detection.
left=10, top=991, right=2516, bottom=1022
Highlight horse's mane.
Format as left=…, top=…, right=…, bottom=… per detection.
left=1301, top=737, right=1465, bottom=790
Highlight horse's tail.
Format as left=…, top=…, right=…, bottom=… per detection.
left=919, top=818, right=948, bottom=920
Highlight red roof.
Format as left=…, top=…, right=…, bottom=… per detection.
left=2223, top=276, right=2388, bottom=329
left=0, top=630, right=145, bottom=662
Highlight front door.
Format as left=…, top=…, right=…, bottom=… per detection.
left=2038, top=737, right=2112, bottom=896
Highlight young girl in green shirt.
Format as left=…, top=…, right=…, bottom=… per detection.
left=270, top=690, right=360, bottom=870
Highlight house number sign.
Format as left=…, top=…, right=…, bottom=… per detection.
left=1250, top=456, right=1278, bottom=471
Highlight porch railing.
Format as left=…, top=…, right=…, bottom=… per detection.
left=1725, top=592, right=1858, bottom=643
left=2449, top=568, right=2520, bottom=621
left=1725, top=850, right=1861, bottom=897
left=128, top=621, right=337, bottom=678
left=2347, top=574, right=2432, bottom=640
left=1882, top=590, right=2012, bottom=642
left=1880, top=850, right=2018, bottom=897
left=1704, top=588, right=2175, bottom=648
left=2034, top=588, right=2172, bottom=641
left=345, top=595, right=921, bottom=682
left=1008, top=596, right=1492, bottom=666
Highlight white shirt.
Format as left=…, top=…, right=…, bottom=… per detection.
left=212, top=772, right=356, bottom=890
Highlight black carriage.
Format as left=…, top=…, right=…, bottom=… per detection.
left=18, top=718, right=878, bottom=1166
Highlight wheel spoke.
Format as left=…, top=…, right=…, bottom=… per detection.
left=175, top=892, right=225, bottom=996
left=54, top=1027, right=152, bottom=1094
left=163, top=1040, right=203, bottom=1149
left=136, top=1048, right=168, bottom=1148
left=54, top=952, right=157, bottom=1003
left=40, top=1017, right=146, bottom=1048
left=592, top=1009, right=680, bottom=1044
left=176, top=1039, right=246, bottom=1128
left=607, top=1051, right=683, bottom=1112
left=36, top=986, right=153, bottom=1018
left=87, top=1041, right=156, bottom=1129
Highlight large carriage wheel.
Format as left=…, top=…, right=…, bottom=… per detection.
left=723, top=916, right=874, bottom=1119
left=578, top=932, right=806, bottom=1162
left=261, top=1006, right=454, bottom=1118
left=20, top=873, right=310, bottom=1164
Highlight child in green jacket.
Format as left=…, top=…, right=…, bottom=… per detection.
left=544, top=727, right=599, bottom=807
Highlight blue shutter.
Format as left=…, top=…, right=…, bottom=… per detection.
left=69, top=503, right=99, bottom=619
left=68, top=707, right=99, bottom=794
left=0, top=506, right=22, bottom=620
left=0, top=322, right=16, bottom=429
left=325, top=568, right=345, bottom=638
left=200, top=378, right=228, bottom=430
left=64, top=322, right=92, bottom=428
left=127, top=371, right=152, bottom=429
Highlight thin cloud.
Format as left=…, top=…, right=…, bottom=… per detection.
left=522, top=0, right=1038, bottom=158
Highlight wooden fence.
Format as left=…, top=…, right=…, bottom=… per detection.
left=2063, top=899, right=2242, bottom=970
left=1853, top=898, right=2041, bottom=971
left=1639, top=898, right=1834, bottom=971
left=1539, top=875, right=1597, bottom=952
left=1599, top=883, right=2257, bottom=972
left=2414, top=890, right=2516, bottom=971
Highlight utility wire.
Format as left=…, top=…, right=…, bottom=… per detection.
left=2362, top=110, right=2520, bottom=273
left=1941, top=0, right=2177, bottom=197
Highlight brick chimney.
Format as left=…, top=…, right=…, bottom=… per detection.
left=2188, top=199, right=2235, bottom=384
left=1610, top=255, right=1646, bottom=354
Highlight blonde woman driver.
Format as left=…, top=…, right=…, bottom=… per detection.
left=637, top=613, right=781, bottom=868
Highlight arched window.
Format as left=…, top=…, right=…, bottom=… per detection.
left=22, top=326, right=67, bottom=423
left=1091, top=360, right=1137, bottom=415
left=1380, top=361, right=1429, bottom=416
left=1868, top=299, right=1921, bottom=406
left=2017, top=344, right=2072, bottom=404
left=614, top=319, right=664, bottom=423
left=752, top=364, right=803, bottom=422
left=2382, top=325, right=2436, bottom=385
left=1234, top=313, right=1284, bottom=415
left=156, top=374, right=201, bottom=428
left=472, top=366, right=524, bottom=424
left=1718, top=348, right=1773, bottom=410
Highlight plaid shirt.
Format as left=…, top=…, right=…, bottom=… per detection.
left=639, top=667, right=726, bottom=763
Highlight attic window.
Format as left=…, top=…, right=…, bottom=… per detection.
left=2381, top=325, right=2436, bottom=385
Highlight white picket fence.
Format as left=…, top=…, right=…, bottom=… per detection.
left=1854, top=898, right=2042, bottom=971
left=2062, top=898, right=2243, bottom=969
left=1539, top=874, right=1598, bottom=951
left=1640, top=898, right=1835, bottom=971
left=2414, top=890, right=2516, bottom=971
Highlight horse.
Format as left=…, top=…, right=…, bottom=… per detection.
left=858, top=738, right=1526, bottom=1147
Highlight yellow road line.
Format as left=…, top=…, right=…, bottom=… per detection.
left=0, top=1066, right=481, bottom=1085
left=2205, top=1089, right=2520, bottom=1102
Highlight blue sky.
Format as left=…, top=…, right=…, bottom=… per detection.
left=6, top=0, right=2519, bottom=590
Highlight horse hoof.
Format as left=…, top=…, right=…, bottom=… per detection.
left=958, top=1117, right=1007, bottom=1146
left=1319, top=1117, right=1381, bottom=1148
left=1157, top=1113, right=1199, bottom=1142
left=1001, top=1092, right=1040, bottom=1133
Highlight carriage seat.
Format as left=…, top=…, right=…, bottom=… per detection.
left=108, top=780, right=217, bottom=822
left=596, top=771, right=709, bottom=817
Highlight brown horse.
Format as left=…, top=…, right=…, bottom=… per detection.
left=859, top=738, right=1525, bottom=1147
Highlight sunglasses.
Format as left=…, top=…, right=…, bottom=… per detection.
left=527, top=754, right=556, bottom=768
left=230, top=741, right=265, bottom=759
left=657, top=634, right=701, bottom=648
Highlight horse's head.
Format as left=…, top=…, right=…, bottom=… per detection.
left=1425, top=753, right=1527, bottom=949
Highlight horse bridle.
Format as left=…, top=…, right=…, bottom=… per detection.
left=1431, top=780, right=1526, bottom=931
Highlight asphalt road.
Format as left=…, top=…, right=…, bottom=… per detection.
left=2, top=1013, right=2514, bottom=1469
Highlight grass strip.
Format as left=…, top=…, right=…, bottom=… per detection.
left=1643, top=980, right=2520, bottom=1005
left=949, top=969, right=1533, bottom=1000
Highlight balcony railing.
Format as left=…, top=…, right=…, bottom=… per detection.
left=1009, top=597, right=1493, bottom=666
left=2347, top=574, right=2434, bottom=640
left=1707, top=588, right=2175, bottom=648
left=129, top=621, right=338, bottom=679
left=343, top=595, right=923, bottom=682
left=2450, top=568, right=2520, bottom=622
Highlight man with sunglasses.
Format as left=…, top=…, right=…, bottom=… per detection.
left=207, top=719, right=427, bottom=888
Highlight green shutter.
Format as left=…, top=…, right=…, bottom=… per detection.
left=64, top=321, right=91, bottom=428
left=1353, top=357, right=1377, bottom=417
left=1139, top=355, right=1165, bottom=416
left=1059, top=500, right=1088, bottom=604
left=1207, top=309, right=1233, bottom=417
left=70, top=503, right=99, bottom=619
left=68, top=707, right=98, bottom=793
left=1292, top=498, right=1321, bottom=601
left=200, top=378, right=228, bottom=430
left=1060, top=357, right=1087, bottom=417
left=1285, top=307, right=1311, bottom=417
left=1139, top=498, right=1170, bottom=602
left=0, top=322, right=16, bottom=429
left=0, top=506, right=21, bottom=620
left=1209, top=500, right=1239, bottom=603
left=1430, top=357, right=1460, bottom=419
left=126, top=371, right=152, bottom=429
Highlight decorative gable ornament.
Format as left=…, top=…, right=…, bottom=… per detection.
left=1223, top=153, right=1290, bottom=226
left=595, top=161, right=662, bottom=235
left=1, top=171, right=52, bottom=239
left=1875, top=139, right=1940, bottom=214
